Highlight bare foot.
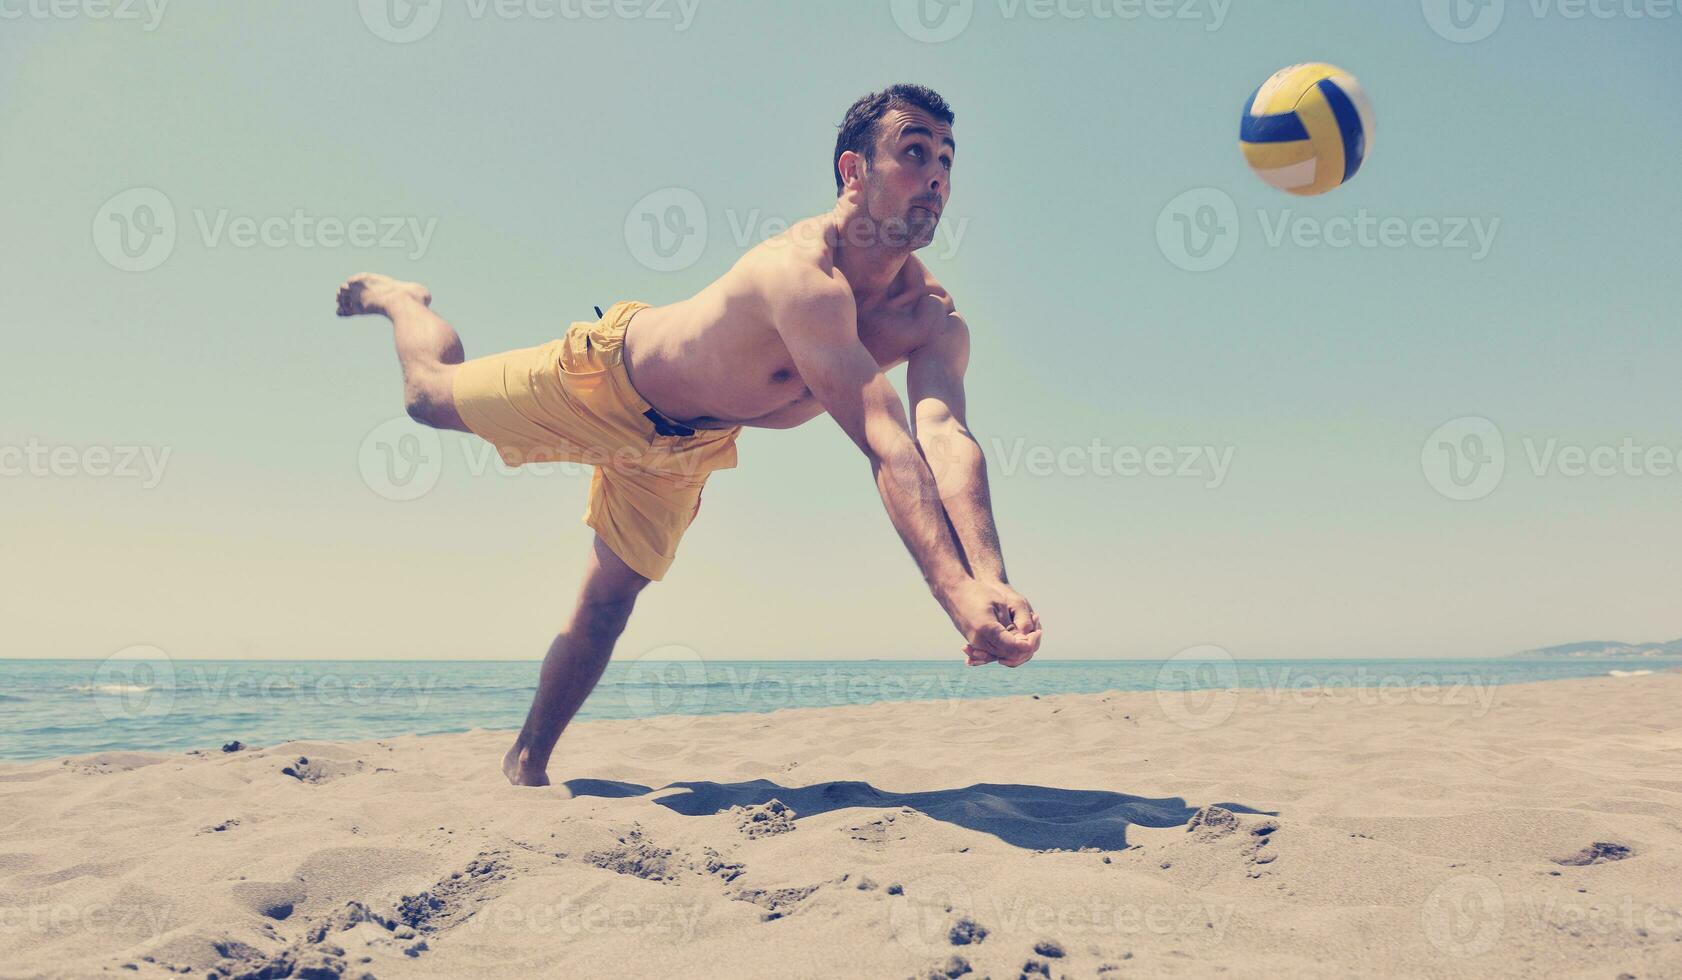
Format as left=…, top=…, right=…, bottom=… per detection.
left=336, top=272, right=431, bottom=318
left=501, top=740, right=551, bottom=788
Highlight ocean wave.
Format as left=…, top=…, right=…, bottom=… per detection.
left=67, top=683, right=158, bottom=695
left=1608, top=669, right=1653, bottom=677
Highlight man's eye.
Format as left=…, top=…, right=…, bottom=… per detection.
left=908, top=146, right=923, bottom=159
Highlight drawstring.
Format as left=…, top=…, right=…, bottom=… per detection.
left=593, top=305, right=604, bottom=319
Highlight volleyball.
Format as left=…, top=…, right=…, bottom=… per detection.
left=1240, top=63, right=1374, bottom=196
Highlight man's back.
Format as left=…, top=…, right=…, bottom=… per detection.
left=623, top=213, right=954, bottom=431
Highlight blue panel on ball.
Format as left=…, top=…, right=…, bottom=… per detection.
left=1316, top=78, right=1366, bottom=183
left=1239, top=86, right=1310, bottom=144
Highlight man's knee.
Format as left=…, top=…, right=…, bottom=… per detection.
left=569, top=591, right=642, bottom=642
left=404, top=366, right=465, bottom=431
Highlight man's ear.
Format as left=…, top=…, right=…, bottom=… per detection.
left=837, top=150, right=866, bottom=193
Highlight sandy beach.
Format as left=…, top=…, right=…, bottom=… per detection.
left=3, top=673, right=1679, bottom=979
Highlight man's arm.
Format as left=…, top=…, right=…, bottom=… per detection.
left=907, top=302, right=1041, bottom=662
left=905, top=312, right=1005, bottom=580
left=769, top=271, right=1035, bottom=664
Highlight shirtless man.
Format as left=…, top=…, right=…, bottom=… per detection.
left=336, top=84, right=1042, bottom=787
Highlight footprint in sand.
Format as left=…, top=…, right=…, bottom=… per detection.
left=230, top=880, right=307, bottom=921
left=733, top=799, right=797, bottom=839
left=915, top=953, right=973, bottom=979
left=583, top=825, right=747, bottom=885
left=1553, top=841, right=1632, bottom=866
left=279, top=756, right=365, bottom=784
left=1184, top=805, right=1281, bottom=877
left=731, top=883, right=821, bottom=921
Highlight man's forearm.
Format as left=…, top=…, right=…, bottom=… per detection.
left=917, top=428, right=1008, bottom=582
left=870, top=437, right=974, bottom=601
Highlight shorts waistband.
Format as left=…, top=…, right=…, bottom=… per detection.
left=590, top=301, right=704, bottom=440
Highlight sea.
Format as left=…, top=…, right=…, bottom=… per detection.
left=0, top=656, right=1674, bottom=762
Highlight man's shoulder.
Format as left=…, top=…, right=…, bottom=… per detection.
left=737, top=221, right=852, bottom=308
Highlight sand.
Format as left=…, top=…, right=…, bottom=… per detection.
left=2, top=673, right=1679, bottom=979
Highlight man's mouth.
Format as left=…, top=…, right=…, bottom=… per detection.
left=911, top=203, right=941, bottom=218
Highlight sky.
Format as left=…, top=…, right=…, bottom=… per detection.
left=1, top=0, right=1679, bottom=662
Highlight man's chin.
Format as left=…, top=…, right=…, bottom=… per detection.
left=907, top=215, right=939, bottom=249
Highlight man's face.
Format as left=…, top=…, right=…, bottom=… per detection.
left=857, top=106, right=954, bottom=250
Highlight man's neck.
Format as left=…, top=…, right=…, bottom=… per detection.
left=827, top=205, right=911, bottom=304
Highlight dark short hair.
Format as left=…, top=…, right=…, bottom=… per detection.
left=833, top=84, right=955, bottom=196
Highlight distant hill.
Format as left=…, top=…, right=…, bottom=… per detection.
left=1514, top=638, right=1682, bottom=658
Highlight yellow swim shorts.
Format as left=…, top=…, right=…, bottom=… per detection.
left=451, top=301, right=742, bottom=581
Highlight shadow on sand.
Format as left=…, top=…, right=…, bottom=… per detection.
left=563, top=778, right=1275, bottom=851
